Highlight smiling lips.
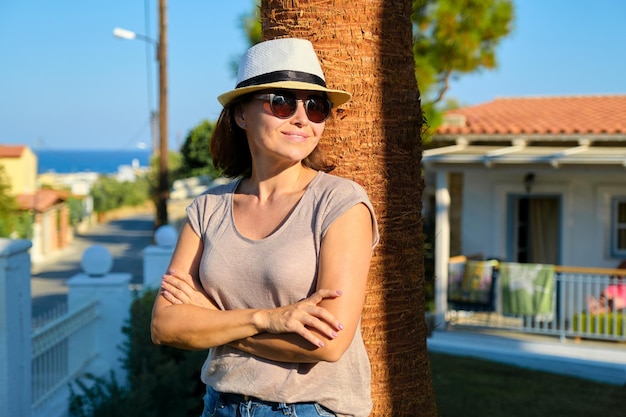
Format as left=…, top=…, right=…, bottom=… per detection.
left=282, top=130, right=310, bottom=143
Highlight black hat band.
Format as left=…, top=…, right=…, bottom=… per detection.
left=236, top=70, right=327, bottom=89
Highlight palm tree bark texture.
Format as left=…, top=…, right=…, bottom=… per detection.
left=261, top=1, right=436, bottom=416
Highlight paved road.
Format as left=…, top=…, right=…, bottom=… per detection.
left=31, top=214, right=156, bottom=321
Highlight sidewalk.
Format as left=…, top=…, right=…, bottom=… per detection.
left=31, top=214, right=156, bottom=321
left=427, top=328, right=626, bottom=385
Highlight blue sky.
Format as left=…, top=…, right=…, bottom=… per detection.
left=1, top=1, right=625, bottom=151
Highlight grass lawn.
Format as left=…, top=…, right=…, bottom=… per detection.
left=429, top=352, right=626, bottom=417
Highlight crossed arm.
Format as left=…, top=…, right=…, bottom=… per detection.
left=150, top=202, right=373, bottom=363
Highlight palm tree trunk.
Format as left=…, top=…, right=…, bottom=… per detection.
left=261, top=1, right=436, bottom=416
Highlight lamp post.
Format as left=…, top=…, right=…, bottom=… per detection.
left=113, top=0, right=169, bottom=227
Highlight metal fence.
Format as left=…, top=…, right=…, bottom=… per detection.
left=446, top=267, right=626, bottom=342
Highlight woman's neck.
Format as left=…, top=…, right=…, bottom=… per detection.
left=241, top=164, right=317, bottom=201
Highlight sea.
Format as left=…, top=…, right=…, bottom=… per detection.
left=36, top=149, right=152, bottom=174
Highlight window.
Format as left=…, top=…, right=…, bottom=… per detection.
left=611, top=197, right=626, bottom=256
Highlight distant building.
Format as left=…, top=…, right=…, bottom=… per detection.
left=0, top=144, right=73, bottom=262
left=0, top=144, right=37, bottom=194
left=38, top=171, right=99, bottom=196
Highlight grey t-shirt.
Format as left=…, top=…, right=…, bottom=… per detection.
left=187, top=171, right=379, bottom=417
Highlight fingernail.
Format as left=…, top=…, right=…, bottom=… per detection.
left=331, top=331, right=338, bottom=338
left=336, top=290, right=343, bottom=296
left=338, top=323, right=344, bottom=331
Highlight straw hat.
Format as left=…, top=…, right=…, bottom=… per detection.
left=217, top=38, right=351, bottom=107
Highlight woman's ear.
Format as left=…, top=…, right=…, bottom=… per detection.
left=234, top=106, right=246, bottom=129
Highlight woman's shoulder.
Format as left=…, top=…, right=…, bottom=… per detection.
left=188, top=178, right=238, bottom=210
left=194, top=178, right=238, bottom=199
left=313, top=171, right=370, bottom=198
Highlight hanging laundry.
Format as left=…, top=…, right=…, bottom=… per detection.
left=448, top=260, right=497, bottom=305
left=447, top=261, right=466, bottom=303
left=499, top=262, right=555, bottom=316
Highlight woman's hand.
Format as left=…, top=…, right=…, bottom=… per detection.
left=160, top=269, right=217, bottom=310
left=253, top=289, right=344, bottom=348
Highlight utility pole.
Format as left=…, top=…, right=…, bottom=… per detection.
left=156, top=0, right=169, bottom=227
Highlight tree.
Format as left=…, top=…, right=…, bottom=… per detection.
left=244, top=0, right=513, bottom=134
left=242, top=0, right=262, bottom=45
left=261, top=1, right=436, bottom=416
left=178, top=120, right=221, bottom=179
left=0, top=165, right=18, bottom=237
left=0, top=165, right=32, bottom=238
left=413, top=0, right=514, bottom=131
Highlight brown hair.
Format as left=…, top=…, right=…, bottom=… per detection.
left=210, top=95, right=335, bottom=178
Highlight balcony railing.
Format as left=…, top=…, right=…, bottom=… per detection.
left=445, top=260, right=626, bottom=342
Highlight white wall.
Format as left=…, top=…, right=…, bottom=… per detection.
left=460, top=166, right=626, bottom=268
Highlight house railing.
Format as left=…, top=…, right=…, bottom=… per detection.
left=0, top=226, right=177, bottom=417
left=445, top=262, right=626, bottom=342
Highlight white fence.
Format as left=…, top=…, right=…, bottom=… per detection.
left=31, top=302, right=98, bottom=416
left=444, top=262, right=626, bottom=342
left=0, top=226, right=176, bottom=417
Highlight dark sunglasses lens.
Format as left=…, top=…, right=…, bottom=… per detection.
left=305, top=97, right=331, bottom=123
left=270, top=94, right=297, bottom=118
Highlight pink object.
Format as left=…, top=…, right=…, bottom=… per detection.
left=604, top=284, right=626, bottom=309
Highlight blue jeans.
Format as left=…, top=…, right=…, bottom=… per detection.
left=201, top=386, right=336, bottom=417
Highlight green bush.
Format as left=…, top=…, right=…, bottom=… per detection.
left=69, top=289, right=207, bottom=417
left=177, top=120, right=221, bottom=180
left=67, top=196, right=86, bottom=226
left=90, top=176, right=151, bottom=213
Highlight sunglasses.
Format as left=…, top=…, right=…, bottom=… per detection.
left=253, top=92, right=333, bottom=123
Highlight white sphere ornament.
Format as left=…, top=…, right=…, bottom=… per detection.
left=154, top=225, right=178, bottom=248
left=81, top=245, right=113, bottom=277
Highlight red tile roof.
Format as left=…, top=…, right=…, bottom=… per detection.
left=16, top=189, right=69, bottom=212
left=0, top=145, right=27, bottom=158
left=437, top=95, right=626, bottom=136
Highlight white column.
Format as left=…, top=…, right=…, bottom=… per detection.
left=67, top=245, right=131, bottom=384
left=434, top=171, right=451, bottom=326
left=143, top=225, right=177, bottom=289
left=0, top=239, right=33, bottom=417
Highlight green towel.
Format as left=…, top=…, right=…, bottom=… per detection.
left=500, top=262, right=555, bottom=315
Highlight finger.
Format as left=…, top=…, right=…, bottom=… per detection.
left=166, top=269, right=195, bottom=285
left=300, top=329, right=327, bottom=348
left=273, top=307, right=341, bottom=343
left=162, top=273, right=194, bottom=292
left=306, top=289, right=343, bottom=304
left=297, top=301, right=344, bottom=332
left=300, top=312, right=341, bottom=339
left=161, top=290, right=183, bottom=305
left=161, top=279, right=191, bottom=304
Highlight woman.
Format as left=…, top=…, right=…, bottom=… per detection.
left=151, top=38, right=379, bottom=417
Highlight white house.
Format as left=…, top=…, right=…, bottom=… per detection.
left=422, top=95, right=626, bottom=315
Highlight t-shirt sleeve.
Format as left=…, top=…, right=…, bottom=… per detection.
left=320, top=179, right=380, bottom=249
left=186, top=197, right=204, bottom=239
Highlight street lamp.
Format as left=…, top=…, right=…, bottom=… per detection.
left=113, top=27, right=157, bottom=45
left=113, top=26, right=158, bottom=155
left=112, top=2, right=169, bottom=227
